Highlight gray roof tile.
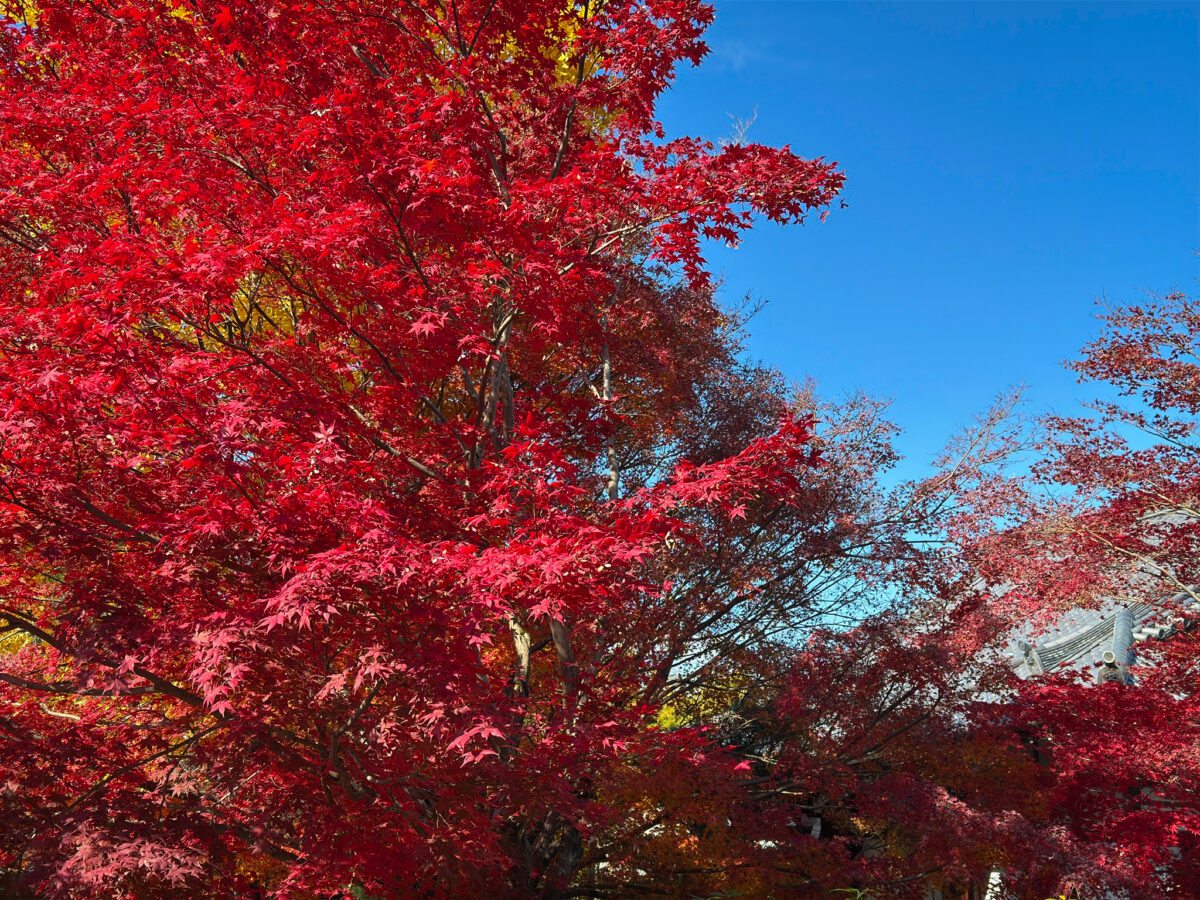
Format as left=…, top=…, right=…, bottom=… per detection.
left=1004, top=600, right=1173, bottom=679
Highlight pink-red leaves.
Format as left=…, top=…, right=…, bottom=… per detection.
left=0, top=0, right=846, bottom=896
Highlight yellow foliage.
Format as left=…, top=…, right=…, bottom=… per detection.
left=654, top=703, right=682, bottom=730
left=166, top=0, right=194, bottom=22
left=0, top=628, right=30, bottom=654
left=1, top=0, right=37, bottom=27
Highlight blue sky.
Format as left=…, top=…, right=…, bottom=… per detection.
left=657, top=1, right=1199, bottom=479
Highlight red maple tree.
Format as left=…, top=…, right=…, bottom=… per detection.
left=4, top=1, right=1192, bottom=897
left=0, top=0, right=851, bottom=896
left=986, top=290, right=1200, bottom=897
left=809, top=291, right=1200, bottom=898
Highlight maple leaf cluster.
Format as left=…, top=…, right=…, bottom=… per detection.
left=0, top=0, right=844, bottom=895
left=0, top=0, right=1195, bottom=898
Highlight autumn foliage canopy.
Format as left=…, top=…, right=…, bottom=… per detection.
left=0, top=1, right=1195, bottom=897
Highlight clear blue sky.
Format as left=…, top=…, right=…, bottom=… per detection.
left=657, top=1, right=1199, bottom=479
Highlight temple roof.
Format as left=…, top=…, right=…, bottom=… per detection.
left=1003, top=593, right=1199, bottom=680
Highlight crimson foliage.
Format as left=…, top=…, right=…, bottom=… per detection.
left=2, top=1, right=1193, bottom=898
left=0, top=1, right=847, bottom=896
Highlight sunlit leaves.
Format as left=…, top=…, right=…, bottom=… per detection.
left=0, top=0, right=843, bottom=896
